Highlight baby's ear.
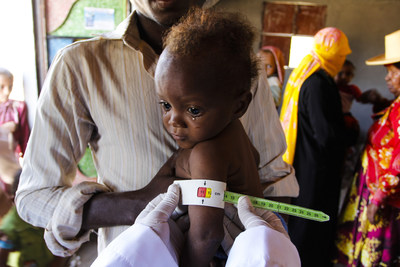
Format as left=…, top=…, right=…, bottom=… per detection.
left=233, top=91, right=252, bottom=119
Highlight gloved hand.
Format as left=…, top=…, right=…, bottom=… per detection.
left=238, top=196, right=288, bottom=237
left=135, top=183, right=184, bottom=262
left=225, top=196, right=301, bottom=267
left=221, top=196, right=289, bottom=254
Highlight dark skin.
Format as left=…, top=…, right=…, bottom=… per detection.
left=81, top=154, right=177, bottom=230
left=82, top=0, right=290, bottom=235
left=81, top=0, right=208, bottom=231
left=81, top=9, right=181, bottom=230
left=155, top=52, right=262, bottom=266
left=136, top=12, right=166, bottom=55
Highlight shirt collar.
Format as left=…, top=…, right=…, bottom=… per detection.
left=101, top=10, right=158, bottom=75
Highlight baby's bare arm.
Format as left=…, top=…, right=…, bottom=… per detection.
left=180, top=205, right=224, bottom=267
left=179, top=142, right=228, bottom=267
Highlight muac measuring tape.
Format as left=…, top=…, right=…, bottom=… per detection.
left=174, top=179, right=329, bottom=222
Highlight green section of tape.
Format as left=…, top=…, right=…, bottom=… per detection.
left=223, top=191, right=329, bottom=222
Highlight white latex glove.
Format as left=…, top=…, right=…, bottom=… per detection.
left=238, top=196, right=289, bottom=238
left=222, top=196, right=289, bottom=254
left=226, top=196, right=300, bottom=267
left=135, top=183, right=184, bottom=262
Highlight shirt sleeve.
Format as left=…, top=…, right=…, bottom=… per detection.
left=240, top=70, right=299, bottom=198
left=14, top=47, right=110, bottom=257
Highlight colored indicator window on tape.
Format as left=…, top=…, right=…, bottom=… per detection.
left=175, top=180, right=226, bottom=209
left=197, top=187, right=212, bottom=198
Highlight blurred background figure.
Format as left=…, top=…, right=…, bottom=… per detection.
left=0, top=68, right=30, bottom=221
left=280, top=27, right=352, bottom=267
left=335, top=29, right=400, bottom=267
left=258, top=46, right=286, bottom=108
left=335, top=60, right=392, bottom=212
left=0, top=170, right=65, bottom=267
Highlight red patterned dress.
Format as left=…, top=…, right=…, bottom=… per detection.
left=335, top=97, right=400, bottom=266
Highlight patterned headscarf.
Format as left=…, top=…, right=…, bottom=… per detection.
left=260, top=46, right=286, bottom=84
left=279, top=27, right=351, bottom=164
left=131, top=0, right=219, bottom=24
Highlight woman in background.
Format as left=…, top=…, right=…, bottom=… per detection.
left=0, top=68, right=30, bottom=156
left=258, top=46, right=285, bottom=108
left=335, top=29, right=400, bottom=267
left=0, top=68, right=30, bottom=219
left=280, top=27, right=351, bottom=267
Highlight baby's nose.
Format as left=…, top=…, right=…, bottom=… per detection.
left=168, top=112, right=185, bottom=128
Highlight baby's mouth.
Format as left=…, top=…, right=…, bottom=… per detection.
left=171, top=133, right=185, bottom=141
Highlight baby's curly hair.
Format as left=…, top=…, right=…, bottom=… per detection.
left=163, top=8, right=259, bottom=93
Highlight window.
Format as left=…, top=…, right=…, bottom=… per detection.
left=261, top=1, right=327, bottom=67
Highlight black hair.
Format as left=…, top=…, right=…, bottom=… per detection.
left=163, top=8, right=259, bottom=93
left=343, top=60, right=355, bottom=70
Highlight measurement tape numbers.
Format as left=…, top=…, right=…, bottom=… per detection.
left=223, top=191, right=329, bottom=222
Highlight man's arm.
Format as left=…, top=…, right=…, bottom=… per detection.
left=81, top=154, right=177, bottom=230
left=80, top=177, right=175, bottom=230
left=15, top=47, right=178, bottom=256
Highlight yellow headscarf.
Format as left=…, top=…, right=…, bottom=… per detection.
left=279, top=27, right=352, bottom=164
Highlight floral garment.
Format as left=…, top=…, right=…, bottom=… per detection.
left=335, top=97, right=400, bottom=266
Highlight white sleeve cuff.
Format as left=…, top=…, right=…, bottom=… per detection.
left=44, top=181, right=110, bottom=257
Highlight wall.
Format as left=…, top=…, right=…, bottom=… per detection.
left=216, top=0, right=400, bottom=138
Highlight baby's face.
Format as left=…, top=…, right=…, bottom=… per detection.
left=0, top=74, right=13, bottom=104
left=155, top=52, right=237, bottom=149
left=259, top=51, right=277, bottom=77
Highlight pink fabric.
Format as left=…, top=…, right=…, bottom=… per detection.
left=0, top=100, right=30, bottom=154
left=260, top=46, right=285, bottom=84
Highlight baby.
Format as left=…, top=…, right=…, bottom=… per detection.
left=155, top=8, right=263, bottom=267
left=258, top=46, right=286, bottom=108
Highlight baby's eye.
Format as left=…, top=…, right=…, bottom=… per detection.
left=159, top=101, right=171, bottom=111
left=188, top=107, right=201, bottom=116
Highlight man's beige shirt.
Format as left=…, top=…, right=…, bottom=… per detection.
left=15, top=12, right=298, bottom=256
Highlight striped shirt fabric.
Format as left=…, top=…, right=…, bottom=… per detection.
left=15, top=11, right=298, bottom=256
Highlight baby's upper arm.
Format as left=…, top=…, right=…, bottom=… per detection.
left=189, top=141, right=229, bottom=182
left=186, top=141, right=228, bottom=241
